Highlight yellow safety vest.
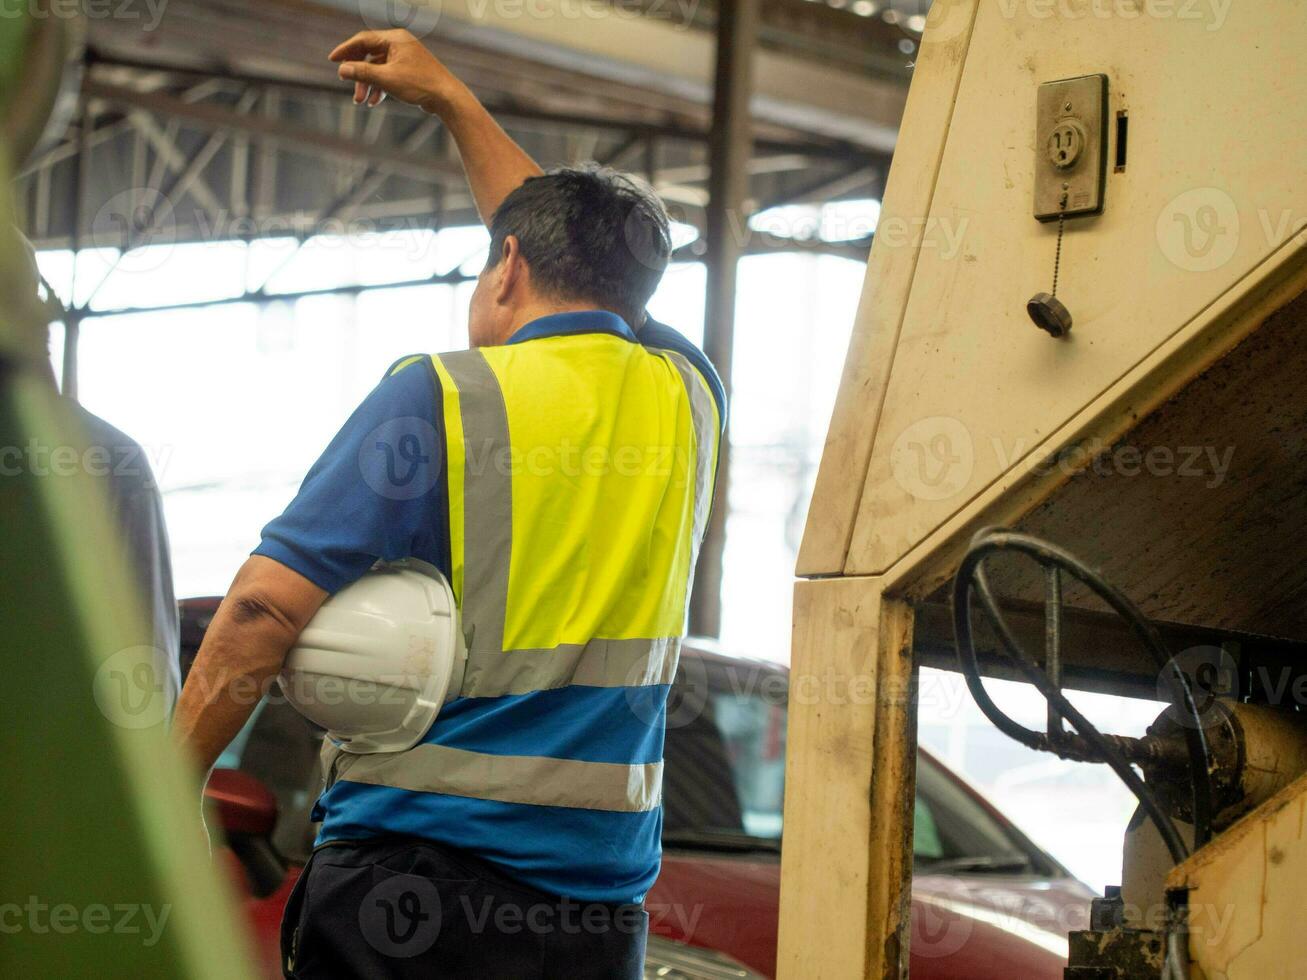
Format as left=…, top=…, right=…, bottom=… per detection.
left=319, top=319, right=720, bottom=902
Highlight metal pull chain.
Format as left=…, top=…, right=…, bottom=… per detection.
left=1051, top=193, right=1068, bottom=297
left=1027, top=189, right=1074, bottom=337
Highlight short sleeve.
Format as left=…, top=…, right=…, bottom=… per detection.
left=253, top=357, right=447, bottom=594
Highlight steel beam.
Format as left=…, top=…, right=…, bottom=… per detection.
left=82, top=79, right=466, bottom=185
left=689, top=0, right=760, bottom=639
left=76, top=268, right=479, bottom=321
left=82, top=54, right=870, bottom=161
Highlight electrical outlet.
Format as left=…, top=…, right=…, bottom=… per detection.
left=1034, top=74, right=1108, bottom=221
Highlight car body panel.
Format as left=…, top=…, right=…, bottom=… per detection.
left=646, top=854, right=1090, bottom=979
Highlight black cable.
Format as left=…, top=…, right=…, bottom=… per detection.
left=952, top=528, right=1216, bottom=856
left=954, top=561, right=1190, bottom=864
left=953, top=529, right=1211, bottom=977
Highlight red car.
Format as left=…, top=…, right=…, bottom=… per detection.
left=185, top=599, right=1091, bottom=978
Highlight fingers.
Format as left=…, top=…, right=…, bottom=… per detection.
left=340, top=63, right=389, bottom=108
left=338, top=60, right=385, bottom=87
left=329, top=30, right=389, bottom=63
left=339, top=57, right=390, bottom=108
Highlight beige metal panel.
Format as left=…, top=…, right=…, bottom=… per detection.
left=796, top=0, right=981, bottom=576
left=992, top=287, right=1307, bottom=639
left=843, top=1, right=1307, bottom=575
left=1167, top=770, right=1307, bottom=979
left=776, top=577, right=916, bottom=979
left=874, top=235, right=1307, bottom=609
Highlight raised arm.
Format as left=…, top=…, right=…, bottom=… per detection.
left=329, top=29, right=543, bottom=223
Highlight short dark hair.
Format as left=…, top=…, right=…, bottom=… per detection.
left=486, top=165, right=672, bottom=327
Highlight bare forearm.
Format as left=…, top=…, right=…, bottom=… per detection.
left=434, top=86, right=543, bottom=224
left=173, top=618, right=289, bottom=773
left=173, top=557, right=326, bottom=774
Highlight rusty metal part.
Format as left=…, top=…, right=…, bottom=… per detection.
left=1140, top=701, right=1307, bottom=828
left=1026, top=699, right=1307, bottom=835
left=1065, top=924, right=1165, bottom=979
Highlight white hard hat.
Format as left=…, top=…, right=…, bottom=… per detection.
left=278, top=559, right=466, bottom=754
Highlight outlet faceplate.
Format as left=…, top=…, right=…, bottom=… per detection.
left=1034, top=74, right=1108, bottom=221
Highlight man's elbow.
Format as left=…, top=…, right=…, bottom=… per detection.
left=229, top=590, right=296, bottom=633
left=225, top=555, right=329, bottom=639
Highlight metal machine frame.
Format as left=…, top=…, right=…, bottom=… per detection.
left=779, top=1, right=1307, bottom=976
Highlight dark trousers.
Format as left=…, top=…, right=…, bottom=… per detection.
left=281, top=837, right=647, bottom=979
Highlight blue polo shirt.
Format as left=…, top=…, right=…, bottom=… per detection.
left=255, top=312, right=724, bottom=595
left=254, top=311, right=725, bottom=903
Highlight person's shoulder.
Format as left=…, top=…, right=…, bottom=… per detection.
left=383, top=353, right=435, bottom=379
left=356, top=355, right=443, bottom=423
left=637, top=317, right=727, bottom=423
left=376, top=353, right=443, bottom=391
left=67, top=398, right=140, bottom=455
left=64, top=399, right=162, bottom=497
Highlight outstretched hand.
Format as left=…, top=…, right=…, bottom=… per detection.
left=329, top=28, right=542, bottom=222
left=329, top=29, right=468, bottom=116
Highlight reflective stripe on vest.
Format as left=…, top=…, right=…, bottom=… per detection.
left=332, top=742, right=663, bottom=813
left=333, top=334, right=719, bottom=814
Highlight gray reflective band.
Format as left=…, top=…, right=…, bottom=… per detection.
left=460, top=636, right=681, bottom=699
left=440, top=351, right=512, bottom=655
left=335, top=743, right=664, bottom=813
left=662, top=351, right=719, bottom=555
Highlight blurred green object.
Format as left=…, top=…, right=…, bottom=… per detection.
left=1, top=3, right=84, bottom=174
left=0, top=12, right=256, bottom=978
left=0, top=16, right=29, bottom=103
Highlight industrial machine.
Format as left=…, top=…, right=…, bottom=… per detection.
left=779, top=2, right=1307, bottom=978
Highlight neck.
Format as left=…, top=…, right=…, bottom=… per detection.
left=496, top=300, right=613, bottom=345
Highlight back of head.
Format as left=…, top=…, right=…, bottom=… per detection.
left=486, top=166, right=672, bottom=328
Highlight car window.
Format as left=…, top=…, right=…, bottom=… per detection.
left=713, top=692, right=786, bottom=838
left=661, top=659, right=786, bottom=848
left=913, top=753, right=1039, bottom=872
left=662, top=656, right=1052, bottom=874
